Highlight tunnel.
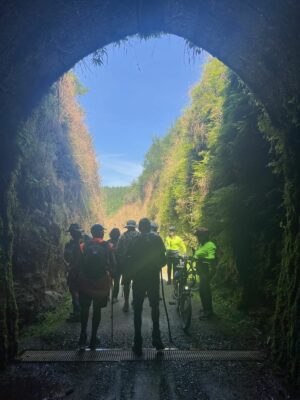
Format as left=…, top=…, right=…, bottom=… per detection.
left=0, top=0, right=299, bottom=388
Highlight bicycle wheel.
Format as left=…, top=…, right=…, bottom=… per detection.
left=179, top=293, right=192, bottom=332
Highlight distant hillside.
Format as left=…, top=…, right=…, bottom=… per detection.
left=102, top=186, right=129, bottom=217
left=103, top=182, right=154, bottom=233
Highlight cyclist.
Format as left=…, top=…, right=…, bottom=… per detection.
left=194, top=227, right=216, bottom=319
left=165, top=226, right=186, bottom=284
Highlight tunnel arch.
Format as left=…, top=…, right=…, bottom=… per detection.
left=0, top=0, right=299, bottom=388
left=1, top=0, right=300, bottom=124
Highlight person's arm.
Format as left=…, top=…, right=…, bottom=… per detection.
left=194, top=243, right=208, bottom=259
left=116, top=235, right=125, bottom=257
left=156, top=236, right=167, bottom=269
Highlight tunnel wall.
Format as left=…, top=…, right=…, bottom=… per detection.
left=0, top=0, right=299, bottom=387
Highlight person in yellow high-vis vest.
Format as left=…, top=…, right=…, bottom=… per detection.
left=194, top=227, right=216, bottom=319
left=165, top=226, right=186, bottom=284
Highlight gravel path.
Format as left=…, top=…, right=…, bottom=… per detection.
left=0, top=282, right=294, bottom=400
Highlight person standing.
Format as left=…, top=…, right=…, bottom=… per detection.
left=108, top=228, right=121, bottom=302
left=194, top=227, right=216, bottom=319
left=64, top=223, right=84, bottom=322
left=78, top=224, right=112, bottom=349
left=129, top=218, right=166, bottom=356
left=150, top=221, right=159, bottom=234
left=117, top=220, right=140, bottom=312
left=165, top=226, right=186, bottom=284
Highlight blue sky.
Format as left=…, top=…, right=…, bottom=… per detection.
left=74, top=35, right=207, bottom=186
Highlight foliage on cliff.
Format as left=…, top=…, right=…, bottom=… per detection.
left=102, top=187, right=128, bottom=217
left=12, top=72, right=103, bottom=324
left=108, top=59, right=284, bottom=313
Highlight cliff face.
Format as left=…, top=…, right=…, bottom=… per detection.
left=12, top=75, right=103, bottom=325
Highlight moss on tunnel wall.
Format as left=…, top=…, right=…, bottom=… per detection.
left=112, top=59, right=299, bottom=389
left=0, top=73, right=103, bottom=366
left=0, top=0, right=299, bottom=388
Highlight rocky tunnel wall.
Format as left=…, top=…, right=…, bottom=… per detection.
left=0, top=0, right=299, bottom=387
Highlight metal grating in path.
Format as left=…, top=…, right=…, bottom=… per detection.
left=19, top=349, right=265, bottom=363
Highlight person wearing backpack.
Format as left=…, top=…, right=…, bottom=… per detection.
left=78, top=224, right=112, bottom=350
left=129, top=218, right=166, bottom=356
left=108, top=228, right=121, bottom=302
left=64, top=223, right=84, bottom=322
left=117, top=220, right=140, bottom=313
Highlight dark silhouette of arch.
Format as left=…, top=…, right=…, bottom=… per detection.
left=0, top=0, right=299, bottom=387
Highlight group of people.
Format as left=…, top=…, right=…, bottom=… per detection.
left=64, top=218, right=216, bottom=355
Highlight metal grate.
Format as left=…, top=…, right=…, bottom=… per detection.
left=19, top=349, right=265, bottom=363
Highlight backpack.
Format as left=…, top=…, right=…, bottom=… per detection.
left=81, top=240, right=109, bottom=280
left=128, top=233, right=166, bottom=278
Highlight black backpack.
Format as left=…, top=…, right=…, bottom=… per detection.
left=81, top=240, right=109, bottom=280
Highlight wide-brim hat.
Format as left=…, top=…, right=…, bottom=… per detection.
left=66, top=223, right=84, bottom=233
left=124, top=219, right=137, bottom=228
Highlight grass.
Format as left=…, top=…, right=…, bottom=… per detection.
left=22, top=295, right=72, bottom=338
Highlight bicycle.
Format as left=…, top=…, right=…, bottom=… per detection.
left=172, top=256, right=198, bottom=332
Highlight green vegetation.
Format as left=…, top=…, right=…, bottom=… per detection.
left=102, top=186, right=129, bottom=216
left=22, top=296, right=71, bottom=338
left=0, top=72, right=104, bottom=366
left=105, top=58, right=300, bottom=384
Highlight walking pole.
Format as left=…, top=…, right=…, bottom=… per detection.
left=111, top=291, right=114, bottom=346
left=160, top=269, right=173, bottom=345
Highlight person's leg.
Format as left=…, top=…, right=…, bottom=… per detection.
left=173, top=257, right=179, bottom=278
left=199, top=265, right=213, bottom=317
left=123, top=276, right=131, bottom=312
left=90, top=299, right=102, bottom=348
left=112, top=271, right=121, bottom=300
left=132, top=281, right=145, bottom=354
left=71, top=289, right=80, bottom=313
left=79, top=293, right=92, bottom=346
left=148, top=277, right=164, bottom=349
left=167, top=257, right=172, bottom=284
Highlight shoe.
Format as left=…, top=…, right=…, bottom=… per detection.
left=112, top=297, right=119, bottom=304
left=132, top=343, right=142, bottom=356
left=167, top=280, right=171, bottom=285
left=152, top=336, right=165, bottom=351
left=90, top=336, right=100, bottom=350
left=123, top=302, right=129, bottom=313
left=199, top=310, right=213, bottom=320
left=78, top=333, right=87, bottom=350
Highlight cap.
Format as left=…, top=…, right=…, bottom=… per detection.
left=124, top=220, right=137, bottom=228
left=194, top=227, right=209, bottom=236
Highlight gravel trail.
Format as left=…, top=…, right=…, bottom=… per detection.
left=0, top=282, right=293, bottom=399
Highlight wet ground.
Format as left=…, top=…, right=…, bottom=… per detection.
left=0, top=281, right=295, bottom=399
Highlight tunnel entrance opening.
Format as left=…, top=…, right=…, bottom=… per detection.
left=0, top=0, right=299, bottom=390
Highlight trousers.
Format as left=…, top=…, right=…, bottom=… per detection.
left=198, top=264, right=213, bottom=313
left=166, top=255, right=179, bottom=282
left=132, top=275, right=160, bottom=344
left=79, top=293, right=102, bottom=338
